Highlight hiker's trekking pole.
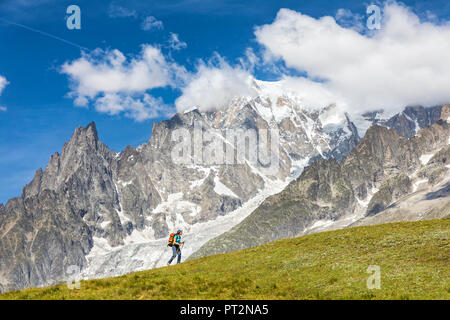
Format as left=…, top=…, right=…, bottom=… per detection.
left=178, top=242, right=185, bottom=254
left=176, top=242, right=184, bottom=255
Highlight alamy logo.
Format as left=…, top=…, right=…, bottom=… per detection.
left=171, top=121, right=280, bottom=175
left=366, top=265, right=381, bottom=289
left=366, top=5, right=381, bottom=30
left=66, top=5, right=81, bottom=30
left=66, top=265, right=81, bottom=290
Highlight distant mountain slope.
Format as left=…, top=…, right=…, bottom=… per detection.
left=2, top=219, right=449, bottom=300
left=363, top=105, right=444, bottom=138
left=191, top=106, right=450, bottom=259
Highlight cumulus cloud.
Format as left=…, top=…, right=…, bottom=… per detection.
left=175, top=55, right=257, bottom=113
left=62, top=2, right=450, bottom=122
left=255, top=3, right=450, bottom=117
left=0, top=106, right=7, bottom=112
left=94, top=93, right=172, bottom=121
left=141, top=16, right=164, bottom=31
left=61, top=44, right=256, bottom=117
left=61, top=45, right=186, bottom=121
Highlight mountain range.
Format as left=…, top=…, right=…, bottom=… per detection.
left=192, top=105, right=450, bottom=259
left=0, top=81, right=448, bottom=293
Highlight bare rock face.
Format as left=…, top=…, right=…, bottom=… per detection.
left=25, top=122, right=126, bottom=246
left=440, top=104, right=450, bottom=122
left=364, top=105, right=443, bottom=138
left=0, top=123, right=115, bottom=292
left=191, top=117, right=450, bottom=259
left=366, top=173, right=412, bottom=216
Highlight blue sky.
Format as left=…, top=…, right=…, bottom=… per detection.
left=1, top=0, right=450, bottom=203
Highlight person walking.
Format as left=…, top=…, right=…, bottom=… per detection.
left=168, top=229, right=184, bottom=265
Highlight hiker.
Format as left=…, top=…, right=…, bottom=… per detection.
left=167, top=229, right=184, bottom=265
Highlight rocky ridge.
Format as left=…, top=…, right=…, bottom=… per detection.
left=191, top=106, right=450, bottom=259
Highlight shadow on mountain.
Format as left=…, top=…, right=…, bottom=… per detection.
left=425, top=182, right=450, bottom=200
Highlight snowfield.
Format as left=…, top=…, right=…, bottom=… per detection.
left=81, top=176, right=290, bottom=280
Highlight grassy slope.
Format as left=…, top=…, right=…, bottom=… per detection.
left=1, top=219, right=449, bottom=300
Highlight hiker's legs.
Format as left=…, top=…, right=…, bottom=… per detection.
left=168, top=246, right=178, bottom=264
left=177, top=248, right=182, bottom=264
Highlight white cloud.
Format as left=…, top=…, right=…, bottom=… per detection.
left=62, top=2, right=450, bottom=123
left=335, top=8, right=364, bottom=32
left=168, top=33, right=187, bottom=50
left=141, top=16, right=164, bottom=31
left=175, top=55, right=257, bottom=113
left=255, top=3, right=450, bottom=117
left=61, top=45, right=186, bottom=121
left=108, top=5, right=163, bottom=33
left=61, top=44, right=256, bottom=118
left=94, top=93, right=173, bottom=121
left=108, top=4, right=138, bottom=18
left=61, top=45, right=185, bottom=102
left=0, top=75, right=8, bottom=95
left=238, top=47, right=260, bottom=72
left=0, top=75, right=8, bottom=112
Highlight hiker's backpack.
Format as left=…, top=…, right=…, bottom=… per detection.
left=168, top=233, right=176, bottom=247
